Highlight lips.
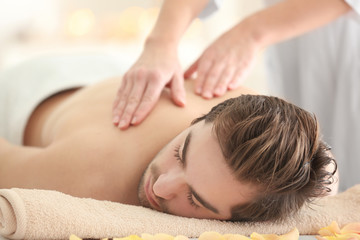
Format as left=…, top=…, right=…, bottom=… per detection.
left=145, top=175, right=161, bottom=211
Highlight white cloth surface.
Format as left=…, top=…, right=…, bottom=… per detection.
left=198, top=0, right=223, bottom=19
left=0, top=53, right=125, bottom=145
left=345, top=0, right=360, bottom=21
left=203, top=0, right=360, bottom=191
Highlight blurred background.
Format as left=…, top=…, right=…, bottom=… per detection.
left=0, top=0, right=268, bottom=93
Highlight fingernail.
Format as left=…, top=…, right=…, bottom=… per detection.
left=214, top=87, right=223, bottom=96
left=118, top=120, right=127, bottom=128
left=228, top=83, right=236, bottom=90
left=113, top=116, right=120, bottom=124
left=179, top=96, right=186, bottom=106
left=131, top=117, right=137, bottom=125
left=195, top=87, right=202, bottom=95
left=203, top=91, right=212, bottom=99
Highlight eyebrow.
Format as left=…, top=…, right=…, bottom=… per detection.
left=181, top=131, right=191, bottom=168
left=190, top=186, right=219, bottom=214
left=182, top=131, right=220, bottom=214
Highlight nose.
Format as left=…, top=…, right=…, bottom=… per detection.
left=153, top=171, right=186, bottom=200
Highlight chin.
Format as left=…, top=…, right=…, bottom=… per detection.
left=137, top=165, right=151, bottom=209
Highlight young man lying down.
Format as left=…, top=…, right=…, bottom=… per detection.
left=0, top=56, right=338, bottom=222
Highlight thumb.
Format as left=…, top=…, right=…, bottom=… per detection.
left=170, top=74, right=186, bottom=107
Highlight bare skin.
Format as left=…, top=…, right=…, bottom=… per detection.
left=0, top=78, right=255, bottom=207
left=112, top=0, right=351, bottom=130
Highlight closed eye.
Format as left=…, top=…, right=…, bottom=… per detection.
left=173, top=132, right=191, bottom=166
left=174, top=145, right=184, bottom=164
left=187, top=191, right=200, bottom=208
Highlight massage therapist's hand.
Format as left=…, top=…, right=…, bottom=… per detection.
left=184, top=23, right=261, bottom=99
left=112, top=43, right=186, bottom=130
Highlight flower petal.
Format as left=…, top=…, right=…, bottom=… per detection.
left=341, top=222, right=360, bottom=235
left=199, top=231, right=226, bottom=240
left=319, top=221, right=341, bottom=236
left=223, top=234, right=250, bottom=240
left=279, top=228, right=299, bottom=240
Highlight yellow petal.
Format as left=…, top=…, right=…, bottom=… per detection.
left=153, top=233, right=175, bottom=240
left=199, top=231, right=226, bottom=240
left=319, top=221, right=341, bottom=236
left=122, top=235, right=143, bottom=240
left=141, top=233, right=156, bottom=240
left=223, top=233, right=250, bottom=240
left=249, top=232, right=268, bottom=240
left=173, top=235, right=190, bottom=240
left=69, top=235, right=82, bottom=240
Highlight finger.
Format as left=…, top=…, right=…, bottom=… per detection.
left=194, top=59, right=212, bottom=96
left=170, top=74, right=186, bottom=107
left=228, top=68, right=246, bottom=90
left=112, top=76, right=127, bottom=111
left=118, top=77, right=147, bottom=129
left=112, top=76, right=133, bottom=125
left=213, top=66, right=236, bottom=97
left=201, top=61, right=225, bottom=99
left=184, top=60, right=198, bottom=79
left=130, top=80, right=164, bottom=126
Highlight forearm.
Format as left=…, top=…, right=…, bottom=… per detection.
left=146, top=0, right=209, bottom=47
left=238, top=0, right=351, bottom=48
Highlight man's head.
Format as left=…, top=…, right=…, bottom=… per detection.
left=138, top=94, right=336, bottom=221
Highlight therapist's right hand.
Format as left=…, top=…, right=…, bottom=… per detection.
left=112, top=45, right=186, bottom=130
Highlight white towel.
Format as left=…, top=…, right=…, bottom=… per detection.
left=1, top=185, right=360, bottom=240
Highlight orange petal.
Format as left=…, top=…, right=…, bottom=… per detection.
left=249, top=228, right=299, bottom=240
left=315, top=236, right=328, bottom=240
left=335, top=233, right=360, bottom=239
left=279, top=228, right=299, bottom=240
left=341, top=222, right=360, bottom=235
left=199, top=232, right=226, bottom=240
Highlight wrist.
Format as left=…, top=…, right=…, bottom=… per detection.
left=235, top=15, right=273, bottom=50
left=239, top=12, right=282, bottom=49
left=141, top=36, right=179, bottom=62
left=144, top=34, right=179, bottom=51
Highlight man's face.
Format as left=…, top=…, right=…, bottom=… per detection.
left=138, top=121, right=258, bottom=220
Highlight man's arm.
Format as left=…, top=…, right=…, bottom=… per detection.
left=0, top=138, right=43, bottom=188
left=0, top=136, right=113, bottom=200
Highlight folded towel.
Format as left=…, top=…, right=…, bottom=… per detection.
left=1, top=185, right=360, bottom=240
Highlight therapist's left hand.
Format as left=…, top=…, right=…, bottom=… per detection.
left=184, top=23, right=262, bottom=99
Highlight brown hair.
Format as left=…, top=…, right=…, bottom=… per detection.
left=192, top=95, right=336, bottom=222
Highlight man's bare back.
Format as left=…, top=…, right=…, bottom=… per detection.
left=0, top=78, right=253, bottom=205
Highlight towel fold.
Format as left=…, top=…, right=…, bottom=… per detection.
left=1, top=185, right=360, bottom=240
